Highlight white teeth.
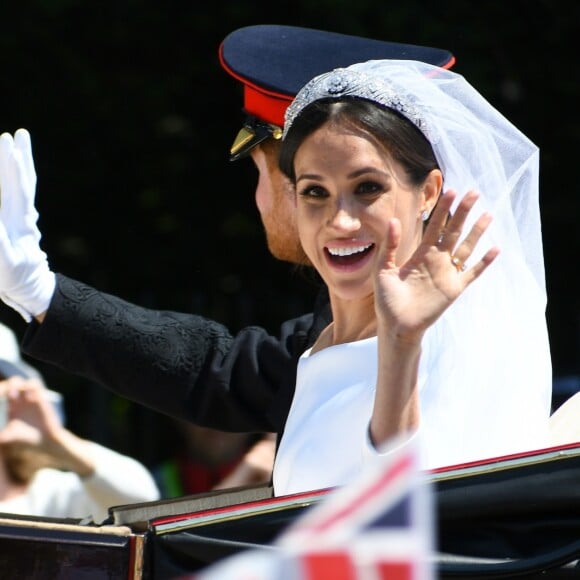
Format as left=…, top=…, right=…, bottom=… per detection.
left=327, top=244, right=372, bottom=257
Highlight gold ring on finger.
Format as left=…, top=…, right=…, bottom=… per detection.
left=451, top=255, right=466, bottom=272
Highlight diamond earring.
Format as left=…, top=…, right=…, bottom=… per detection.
left=421, top=210, right=430, bottom=222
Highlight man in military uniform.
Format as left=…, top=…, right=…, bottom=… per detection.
left=0, top=25, right=454, bottom=447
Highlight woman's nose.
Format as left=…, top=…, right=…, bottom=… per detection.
left=328, top=206, right=361, bottom=231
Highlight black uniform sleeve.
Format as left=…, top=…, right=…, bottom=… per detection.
left=21, top=274, right=316, bottom=433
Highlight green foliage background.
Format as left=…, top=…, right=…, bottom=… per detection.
left=0, top=1, right=577, bottom=466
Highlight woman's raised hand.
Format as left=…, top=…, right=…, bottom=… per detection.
left=374, top=190, right=499, bottom=343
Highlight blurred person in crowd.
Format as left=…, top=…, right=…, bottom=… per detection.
left=154, top=421, right=275, bottom=497
left=0, top=323, right=160, bottom=522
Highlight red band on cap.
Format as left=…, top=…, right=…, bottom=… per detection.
left=244, top=86, right=291, bottom=127
left=219, top=43, right=292, bottom=126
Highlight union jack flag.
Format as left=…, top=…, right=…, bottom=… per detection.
left=197, top=435, right=434, bottom=580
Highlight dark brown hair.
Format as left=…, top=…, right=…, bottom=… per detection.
left=279, top=98, right=439, bottom=186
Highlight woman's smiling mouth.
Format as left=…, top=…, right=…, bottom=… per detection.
left=324, top=243, right=375, bottom=267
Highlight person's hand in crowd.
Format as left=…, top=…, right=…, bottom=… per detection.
left=0, top=377, right=95, bottom=477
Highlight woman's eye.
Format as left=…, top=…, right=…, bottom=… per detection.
left=299, top=185, right=327, bottom=199
left=356, top=181, right=383, bottom=196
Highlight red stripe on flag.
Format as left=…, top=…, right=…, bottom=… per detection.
left=302, top=551, right=357, bottom=580
left=375, top=560, right=414, bottom=580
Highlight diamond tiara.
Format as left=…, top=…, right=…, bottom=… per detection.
left=283, top=67, right=433, bottom=142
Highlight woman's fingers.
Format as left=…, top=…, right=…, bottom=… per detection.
left=421, top=189, right=456, bottom=247
left=376, top=217, right=401, bottom=273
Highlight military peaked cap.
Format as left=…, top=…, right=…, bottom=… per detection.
left=219, top=24, right=455, bottom=160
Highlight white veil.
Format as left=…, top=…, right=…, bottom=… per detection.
left=285, top=60, right=552, bottom=465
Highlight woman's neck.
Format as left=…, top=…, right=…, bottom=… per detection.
left=311, top=293, right=377, bottom=354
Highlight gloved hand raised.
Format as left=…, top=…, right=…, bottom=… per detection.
left=0, top=129, right=55, bottom=321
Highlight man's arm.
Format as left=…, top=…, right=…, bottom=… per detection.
left=22, top=274, right=317, bottom=433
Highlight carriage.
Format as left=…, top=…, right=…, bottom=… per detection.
left=2, top=440, right=580, bottom=579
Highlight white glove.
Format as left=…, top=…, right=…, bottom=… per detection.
left=0, top=128, right=55, bottom=321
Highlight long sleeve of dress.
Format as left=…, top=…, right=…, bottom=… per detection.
left=80, top=441, right=160, bottom=514
left=0, top=442, right=160, bottom=522
left=21, top=274, right=330, bottom=434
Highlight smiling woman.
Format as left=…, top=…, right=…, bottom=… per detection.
left=273, top=59, right=552, bottom=496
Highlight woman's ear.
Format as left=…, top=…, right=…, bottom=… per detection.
left=422, top=169, right=443, bottom=214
